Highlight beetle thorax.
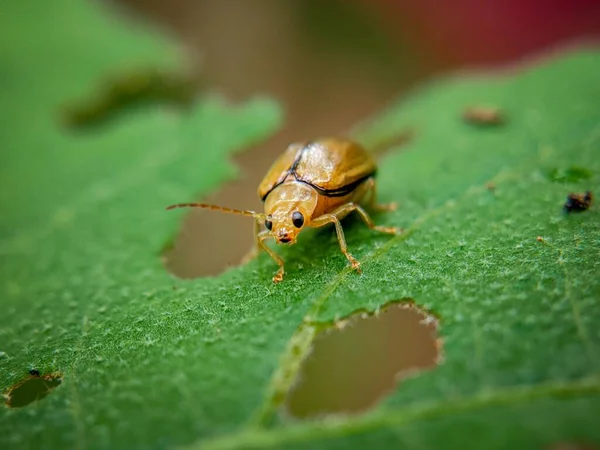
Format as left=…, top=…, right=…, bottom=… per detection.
left=264, top=181, right=318, bottom=244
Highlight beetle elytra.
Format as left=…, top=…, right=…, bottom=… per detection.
left=167, top=138, right=400, bottom=283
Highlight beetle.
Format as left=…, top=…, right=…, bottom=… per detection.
left=167, top=138, right=400, bottom=282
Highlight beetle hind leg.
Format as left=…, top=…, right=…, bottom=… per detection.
left=365, top=177, right=397, bottom=212
left=346, top=202, right=402, bottom=235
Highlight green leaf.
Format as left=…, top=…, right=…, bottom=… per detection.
left=0, top=0, right=282, bottom=448
left=1, top=2, right=599, bottom=450
left=213, top=49, right=600, bottom=449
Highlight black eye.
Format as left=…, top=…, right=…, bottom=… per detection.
left=292, top=211, right=304, bottom=228
left=265, top=220, right=273, bottom=231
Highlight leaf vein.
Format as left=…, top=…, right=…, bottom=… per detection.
left=199, top=376, right=600, bottom=450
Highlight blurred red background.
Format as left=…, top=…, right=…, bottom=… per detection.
left=364, top=0, right=600, bottom=68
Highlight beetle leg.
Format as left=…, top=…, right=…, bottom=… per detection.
left=257, top=230, right=286, bottom=283
left=339, top=202, right=402, bottom=235
left=312, top=214, right=362, bottom=273
left=365, top=177, right=397, bottom=212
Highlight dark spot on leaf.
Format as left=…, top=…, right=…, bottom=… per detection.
left=4, top=372, right=62, bottom=408
left=28, top=369, right=41, bottom=377
left=564, top=191, right=593, bottom=213
left=285, top=300, right=441, bottom=418
left=548, top=166, right=593, bottom=183
left=462, top=106, right=505, bottom=126
left=60, top=68, right=197, bottom=130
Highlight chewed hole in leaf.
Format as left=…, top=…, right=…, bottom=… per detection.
left=546, top=443, right=599, bottom=450
left=285, top=300, right=441, bottom=419
left=3, top=372, right=62, bottom=408
left=60, top=68, right=196, bottom=130
left=162, top=201, right=256, bottom=279
left=162, top=150, right=269, bottom=279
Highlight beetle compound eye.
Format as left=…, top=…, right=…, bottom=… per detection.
left=292, top=211, right=304, bottom=228
left=265, top=220, right=273, bottom=231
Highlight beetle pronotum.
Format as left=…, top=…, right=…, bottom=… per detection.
left=167, top=138, right=400, bottom=282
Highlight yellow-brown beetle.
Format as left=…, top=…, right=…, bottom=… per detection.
left=167, top=138, right=400, bottom=282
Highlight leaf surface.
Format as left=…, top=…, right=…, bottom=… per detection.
left=1, top=2, right=599, bottom=449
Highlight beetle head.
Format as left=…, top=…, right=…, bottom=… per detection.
left=264, top=182, right=317, bottom=245
left=264, top=208, right=308, bottom=244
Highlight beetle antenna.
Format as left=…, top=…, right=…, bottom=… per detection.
left=166, top=202, right=263, bottom=219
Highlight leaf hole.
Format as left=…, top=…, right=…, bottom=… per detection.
left=59, top=68, right=196, bottom=130
left=162, top=140, right=278, bottom=279
left=3, top=371, right=62, bottom=408
left=546, top=443, right=599, bottom=450
left=284, top=300, right=441, bottom=419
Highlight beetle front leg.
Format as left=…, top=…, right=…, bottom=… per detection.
left=257, top=231, right=286, bottom=283
left=312, top=214, right=362, bottom=273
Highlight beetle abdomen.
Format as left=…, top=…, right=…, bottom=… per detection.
left=258, top=138, right=377, bottom=201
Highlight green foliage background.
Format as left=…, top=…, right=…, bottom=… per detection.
left=1, top=1, right=599, bottom=449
